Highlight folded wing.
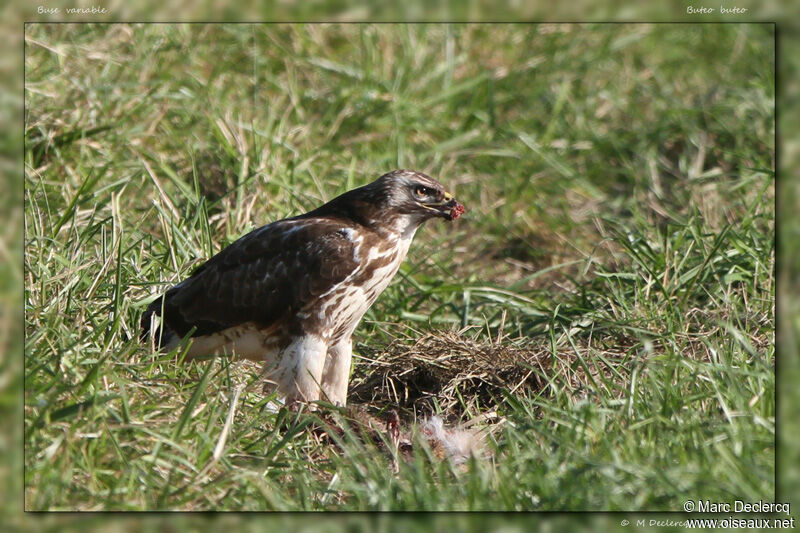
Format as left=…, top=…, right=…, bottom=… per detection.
left=141, top=218, right=361, bottom=345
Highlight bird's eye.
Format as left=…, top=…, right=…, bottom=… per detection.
left=414, top=185, right=430, bottom=198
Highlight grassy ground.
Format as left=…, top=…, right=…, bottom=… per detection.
left=24, top=23, right=774, bottom=511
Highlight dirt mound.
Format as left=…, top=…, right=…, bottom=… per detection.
left=349, top=331, right=552, bottom=416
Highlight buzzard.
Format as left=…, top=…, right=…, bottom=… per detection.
left=141, top=169, right=465, bottom=407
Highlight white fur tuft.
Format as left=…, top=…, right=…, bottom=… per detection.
left=421, top=416, right=486, bottom=465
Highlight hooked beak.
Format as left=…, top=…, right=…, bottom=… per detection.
left=424, top=191, right=466, bottom=221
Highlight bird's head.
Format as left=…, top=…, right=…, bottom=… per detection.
left=310, top=169, right=465, bottom=235
left=376, top=169, right=466, bottom=223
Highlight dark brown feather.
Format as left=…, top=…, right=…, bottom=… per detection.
left=143, top=217, right=361, bottom=342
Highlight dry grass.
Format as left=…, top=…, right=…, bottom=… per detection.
left=349, top=328, right=638, bottom=421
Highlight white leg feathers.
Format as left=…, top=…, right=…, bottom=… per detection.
left=263, top=335, right=328, bottom=405
left=321, top=337, right=353, bottom=406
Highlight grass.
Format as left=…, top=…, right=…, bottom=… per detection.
left=23, top=23, right=774, bottom=511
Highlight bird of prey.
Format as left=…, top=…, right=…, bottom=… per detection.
left=141, top=169, right=465, bottom=407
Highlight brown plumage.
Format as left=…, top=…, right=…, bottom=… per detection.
left=141, top=169, right=465, bottom=406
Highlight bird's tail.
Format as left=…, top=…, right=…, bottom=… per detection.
left=140, top=297, right=176, bottom=349
left=139, top=299, right=159, bottom=343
